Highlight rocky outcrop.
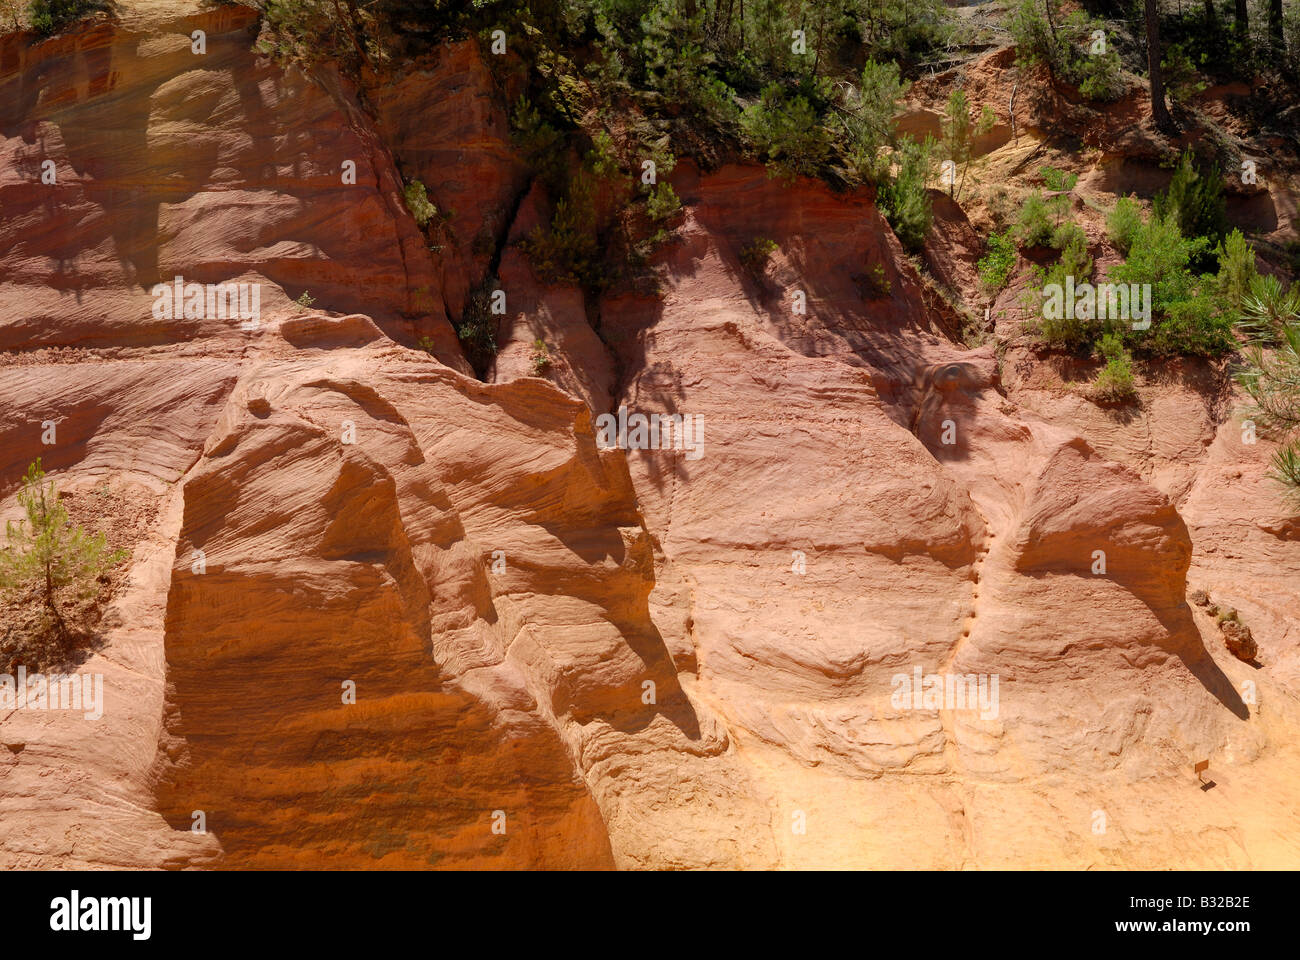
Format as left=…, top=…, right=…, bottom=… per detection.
left=0, top=4, right=466, bottom=366
left=3, top=13, right=1300, bottom=871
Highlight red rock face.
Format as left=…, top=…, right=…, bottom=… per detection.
left=2, top=14, right=1299, bottom=871
left=0, top=6, right=466, bottom=365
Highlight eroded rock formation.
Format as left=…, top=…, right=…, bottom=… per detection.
left=2, top=8, right=1299, bottom=870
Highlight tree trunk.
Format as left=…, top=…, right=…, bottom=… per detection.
left=1146, top=0, right=1173, bottom=130
left=1234, top=0, right=1248, bottom=37
left=1203, top=0, right=1216, bottom=26
left=1268, top=0, right=1283, bottom=49
left=43, top=561, right=64, bottom=637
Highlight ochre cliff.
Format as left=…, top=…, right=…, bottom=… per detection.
left=2, top=6, right=1299, bottom=869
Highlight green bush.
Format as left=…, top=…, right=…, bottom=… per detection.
left=1036, top=295, right=1092, bottom=350
left=1014, top=193, right=1056, bottom=247
left=456, top=281, right=500, bottom=377
left=1153, top=149, right=1227, bottom=260
left=0, top=459, right=126, bottom=669
left=739, top=236, right=778, bottom=272
left=1092, top=334, right=1137, bottom=402
left=877, top=135, right=936, bottom=253
left=850, top=0, right=954, bottom=62
left=510, top=95, right=566, bottom=190
left=1041, top=166, right=1078, bottom=192
left=586, top=129, right=622, bottom=180
left=1008, top=0, right=1126, bottom=101
left=403, top=180, right=437, bottom=229
left=1238, top=313, right=1300, bottom=506
left=978, top=232, right=1017, bottom=294
left=645, top=181, right=681, bottom=222
left=740, top=83, right=834, bottom=182
left=1146, top=289, right=1234, bottom=356
left=1057, top=228, right=1092, bottom=277
left=28, top=0, right=100, bottom=35
left=530, top=339, right=551, bottom=375
left=1215, top=229, right=1259, bottom=311
left=1035, top=205, right=1235, bottom=357
left=1076, top=45, right=1126, bottom=102
left=1051, top=221, right=1087, bottom=254
left=1161, top=43, right=1208, bottom=103
left=845, top=59, right=911, bottom=180
left=1107, top=196, right=1144, bottom=255
left=939, top=88, right=995, bottom=201
left=1109, top=211, right=1235, bottom=357
left=524, top=197, right=598, bottom=284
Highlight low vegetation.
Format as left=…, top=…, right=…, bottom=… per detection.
left=530, top=338, right=551, bottom=375
left=403, top=180, right=438, bottom=230
left=1091, top=333, right=1137, bottom=403
left=0, top=460, right=126, bottom=671
left=978, top=232, right=1017, bottom=295
left=1008, top=0, right=1127, bottom=102
left=25, top=0, right=103, bottom=35
left=1237, top=274, right=1300, bottom=504
left=739, top=237, right=779, bottom=274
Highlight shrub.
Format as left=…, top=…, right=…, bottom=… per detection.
left=0, top=459, right=126, bottom=668
left=939, top=88, right=995, bottom=200
left=530, top=339, right=551, bottom=375
left=1153, top=149, right=1227, bottom=259
left=1037, top=299, right=1092, bottom=350
left=403, top=180, right=437, bottom=229
left=456, top=281, right=500, bottom=377
left=877, top=135, right=935, bottom=253
left=1051, top=221, right=1088, bottom=255
left=1215, top=229, right=1259, bottom=311
left=1057, top=228, right=1092, bottom=278
left=854, top=0, right=954, bottom=62
left=1147, top=289, right=1233, bottom=356
left=635, top=7, right=739, bottom=128
left=1041, top=166, right=1078, bottom=192
left=740, top=84, right=833, bottom=182
left=1009, top=0, right=1126, bottom=101
left=1014, top=193, right=1056, bottom=247
left=510, top=95, right=566, bottom=190
left=27, top=0, right=99, bottom=35
left=1092, top=334, right=1137, bottom=403
left=522, top=170, right=601, bottom=285
left=296, top=290, right=316, bottom=309
left=645, top=181, right=681, bottom=222
left=1107, top=196, right=1144, bottom=255
left=587, top=129, right=622, bottom=180
left=845, top=59, right=911, bottom=180
left=864, top=263, right=891, bottom=299
left=1161, top=43, right=1208, bottom=103
left=1076, top=45, right=1126, bottom=102
left=978, top=232, right=1017, bottom=294
left=1109, top=211, right=1235, bottom=356
left=1237, top=314, right=1300, bottom=507
left=739, top=237, right=779, bottom=272
left=1008, top=0, right=1060, bottom=70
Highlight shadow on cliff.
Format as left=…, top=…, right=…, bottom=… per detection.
left=1159, top=606, right=1251, bottom=721
left=534, top=514, right=703, bottom=742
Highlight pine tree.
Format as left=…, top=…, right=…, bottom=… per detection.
left=0, top=460, right=126, bottom=641
left=940, top=88, right=995, bottom=201
left=1238, top=315, right=1300, bottom=508
left=1146, top=0, right=1173, bottom=131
